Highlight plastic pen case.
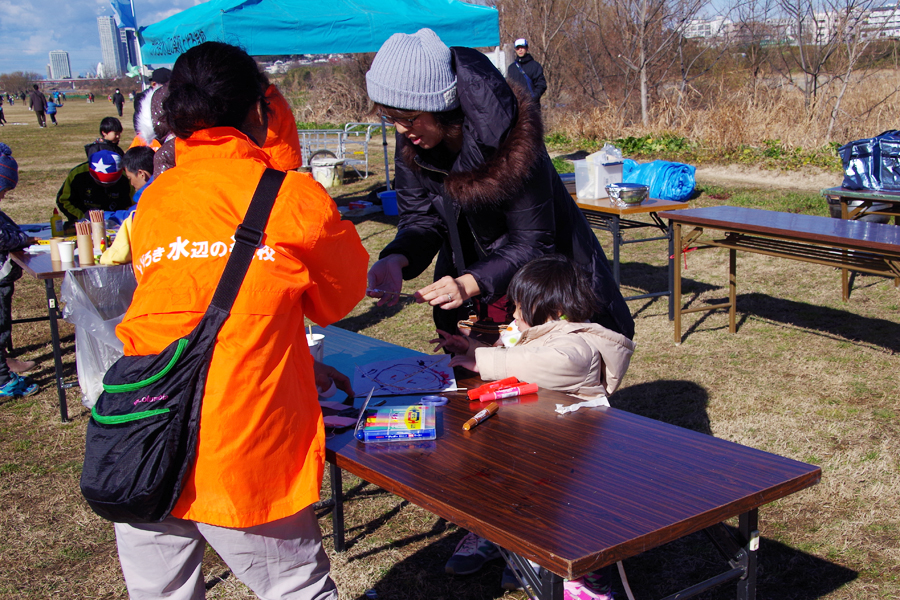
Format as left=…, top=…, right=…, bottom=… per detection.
left=355, top=404, right=437, bottom=443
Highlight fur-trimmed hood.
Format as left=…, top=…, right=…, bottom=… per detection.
left=399, top=47, right=545, bottom=209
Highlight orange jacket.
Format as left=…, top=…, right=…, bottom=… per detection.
left=128, top=135, right=162, bottom=150
left=263, top=84, right=303, bottom=170
left=116, top=127, right=367, bottom=527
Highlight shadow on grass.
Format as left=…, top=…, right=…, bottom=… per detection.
left=611, top=379, right=712, bottom=435
left=347, top=525, right=509, bottom=600
left=617, top=526, right=857, bottom=600
left=679, top=292, right=900, bottom=353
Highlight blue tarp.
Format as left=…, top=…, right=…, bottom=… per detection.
left=139, top=0, right=500, bottom=64
left=622, top=159, right=696, bottom=202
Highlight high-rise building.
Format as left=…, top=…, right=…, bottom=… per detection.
left=98, top=15, right=125, bottom=77
left=49, top=51, right=72, bottom=79
left=119, top=28, right=139, bottom=69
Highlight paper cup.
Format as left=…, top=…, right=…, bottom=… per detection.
left=57, top=241, right=75, bottom=263
left=49, top=237, right=64, bottom=262
left=306, top=333, right=325, bottom=363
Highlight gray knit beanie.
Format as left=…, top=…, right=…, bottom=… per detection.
left=366, top=28, right=459, bottom=112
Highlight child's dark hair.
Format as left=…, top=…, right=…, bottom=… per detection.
left=123, top=146, right=155, bottom=177
left=164, top=42, right=270, bottom=139
left=100, top=116, right=123, bottom=134
left=507, top=255, right=598, bottom=326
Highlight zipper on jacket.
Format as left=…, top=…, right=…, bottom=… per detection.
left=414, top=155, right=451, bottom=177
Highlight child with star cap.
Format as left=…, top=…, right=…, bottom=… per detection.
left=56, top=149, right=135, bottom=226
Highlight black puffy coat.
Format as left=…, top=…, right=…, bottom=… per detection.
left=379, top=47, right=634, bottom=340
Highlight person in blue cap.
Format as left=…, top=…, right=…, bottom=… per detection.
left=0, top=143, right=40, bottom=397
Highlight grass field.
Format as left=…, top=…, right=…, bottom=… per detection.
left=0, top=100, right=898, bottom=600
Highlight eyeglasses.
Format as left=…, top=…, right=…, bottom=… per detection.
left=379, top=112, right=422, bottom=129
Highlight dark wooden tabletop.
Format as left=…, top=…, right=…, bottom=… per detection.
left=320, top=325, right=821, bottom=580
left=659, top=206, right=900, bottom=254
left=10, top=251, right=105, bottom=280
left=821, top=187, right=900, bottom=201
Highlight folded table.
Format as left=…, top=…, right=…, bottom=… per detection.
left=318, top=325, right=821, bottom=600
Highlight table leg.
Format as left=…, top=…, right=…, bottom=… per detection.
left=45, top=280, right=68, bottom=423
left=611, top=215, right=621, bottom=287
left=841, top=199, right=850, bottom=301
left=667, top=221, right=675, bottom=321
left=330, top=462, right=345, bottom=552
left=729, top=249, right=737, bottom=334
left=673, top=223, right=682, bottom=344
left=737, top=509, right=759, bottom=600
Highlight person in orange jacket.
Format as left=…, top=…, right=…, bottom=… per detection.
left=263, top=83, right=303, bottom=170
left=111, top=42, right=367, bottom=600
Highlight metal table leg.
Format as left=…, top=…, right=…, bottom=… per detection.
left=611, top=214, right=621, bottom=286
left=737, top=510, right=759, bottom=600
left=330, top=462, right=345, bottom=552
left=667, top=221, right=675, bottom=321
left=45, top=279, right=68, bottom=422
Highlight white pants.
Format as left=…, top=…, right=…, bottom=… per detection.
left=114, top=506, right=337, bottom=600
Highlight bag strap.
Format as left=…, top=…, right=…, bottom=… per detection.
left=209, top=168, right=287, bottom=313
left=514, top=62, right=535, bottom=97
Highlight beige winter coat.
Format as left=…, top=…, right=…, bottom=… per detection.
left=474, top=320, right=636, bottom=402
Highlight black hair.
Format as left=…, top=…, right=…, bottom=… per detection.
left=33, top=84, right=39, bottom=90
left=164, top=42, right=270, bottom=139
left=372, top=102, right=465, bottom=143
left=100, top=116, right=123, bottom=134
left=123, top=146, right=155, bottom=177
left=507, top=255, right=599, bottom=327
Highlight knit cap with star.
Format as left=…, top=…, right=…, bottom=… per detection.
left=88, top=150, right=123, bottom=185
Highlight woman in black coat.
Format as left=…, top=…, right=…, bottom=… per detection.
left=365, top=29, right=634, bottom=341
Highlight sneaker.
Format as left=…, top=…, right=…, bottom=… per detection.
left=444, top=531, right=501, bottom=575
left=0, top=373, right=39, bottom=397
left=564, top=571, right=613, bottom=600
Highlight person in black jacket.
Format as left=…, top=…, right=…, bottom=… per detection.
left=507, top=38, right=547, bottom=106
left=112, top=88, right=125, bottom=117
left=84, top=117, right=125, bottom=160
left=365, top=29, right=633, bottom=342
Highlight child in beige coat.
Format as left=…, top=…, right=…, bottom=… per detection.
left=433, top=254, right=636, bottom=599
left=433, top=254, right=636, bottom=404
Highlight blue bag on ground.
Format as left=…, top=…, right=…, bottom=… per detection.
left=622, top=159, right=695, bottom=202
left=838, top=130, right=900, bottom=190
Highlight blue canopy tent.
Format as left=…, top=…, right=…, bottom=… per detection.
left=138, top=0, right=500, bottom=63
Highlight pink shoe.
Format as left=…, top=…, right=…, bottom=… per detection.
left=564, top=573, right=613, bottom=600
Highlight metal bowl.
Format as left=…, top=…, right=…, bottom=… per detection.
left=606, top=183, right=649, bottom=205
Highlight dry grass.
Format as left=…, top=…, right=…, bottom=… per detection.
left=1, top=99, right=898, bottom=599
left=547, top=69, right=900, bottom=151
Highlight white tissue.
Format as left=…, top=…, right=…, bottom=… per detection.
left=555, top=396, right=610, bottom=414
left=317, top=380, right=338, bottom=398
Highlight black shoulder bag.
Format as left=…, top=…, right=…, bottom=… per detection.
left=80, top=168, right=286, bottom=523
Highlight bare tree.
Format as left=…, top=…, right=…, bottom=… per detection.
left=581, top=0, right=708, bottom=126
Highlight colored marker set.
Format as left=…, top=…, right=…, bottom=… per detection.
left=355, top=404, right=437, bottom=443
left=468, top=377, right=538, bottom=402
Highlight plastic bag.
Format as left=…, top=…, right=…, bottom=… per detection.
left=60, top=265, right=137, bottom=408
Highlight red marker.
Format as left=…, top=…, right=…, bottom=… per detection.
left=467, top=376, right=519, bottom=400
left=479, top=382, right=539, bottom=402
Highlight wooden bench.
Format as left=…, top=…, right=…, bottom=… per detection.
left=657, top=206, right=900, bottom=344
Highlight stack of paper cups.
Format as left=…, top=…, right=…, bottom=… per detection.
left=76, top=234, right=95, bottom=266
left=91, top=221, right=106, bottom=253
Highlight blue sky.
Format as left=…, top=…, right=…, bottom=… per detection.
left=0, top=0, right=202, bottom=77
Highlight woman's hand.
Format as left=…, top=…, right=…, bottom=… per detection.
left=367, top=254, right=409, bottom=307
left=429, top=329, right=470, bottom=354
left=313, top=361, right=354, bottom=398
left=417, top=274, right=480, bottom=310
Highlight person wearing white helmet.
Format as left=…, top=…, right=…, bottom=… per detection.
left=507, top=38, right=547, bottom=106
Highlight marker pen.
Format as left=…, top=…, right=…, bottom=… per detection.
left=463, top=402, right=499, bottom=431
left=479, top=382, right=539, bottom=402
left=467, top=376, right=519, bottom=400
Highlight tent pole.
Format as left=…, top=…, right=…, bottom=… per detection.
left=381, top=117, right=391, bottom=191
left=130, top=0, right=147, bottom=91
